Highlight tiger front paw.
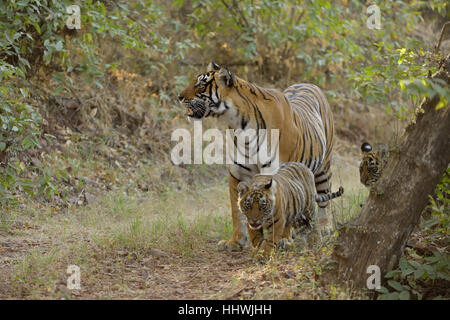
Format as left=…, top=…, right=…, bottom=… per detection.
left=217, top=239, right=244, bottom=252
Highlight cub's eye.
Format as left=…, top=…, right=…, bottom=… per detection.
left=244, top=198, right=252, bottom=209
left=259, top=198, right=267, bottom=208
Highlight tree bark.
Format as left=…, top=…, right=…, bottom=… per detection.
left=330, top=54, right=450, bottom=288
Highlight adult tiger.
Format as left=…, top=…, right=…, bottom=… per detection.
left=237, top=162, right=344, bottom=258
left=178, top=62, right=335, bottom=251
left=359, top=142, right=389, bottom=187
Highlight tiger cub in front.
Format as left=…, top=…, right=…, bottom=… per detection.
left=237, top=162, right=344, bottom=258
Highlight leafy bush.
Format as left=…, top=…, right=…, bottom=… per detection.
left=0, top=0, right=448, bottom=208
left=377, top=253, right=449, bottom=300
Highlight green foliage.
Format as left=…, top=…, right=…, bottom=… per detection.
left=423, top=0, right=449, bottom=18
left=0, top=0, right=70, bottom=204
left=1, top=0, right=449, bottom=209
left=348, top=5, right=449, bottom=121
left=425, top=168, right=450, bottom=239
left=401, top=78, right=450, bottom=111
left=0, top=0, right=448, bottom=300
left=0, top=0, right=181, bottom=204
left=186, top=0, right=448, bottom=119
left=377, top=253, right=449, bottom=300
left=0, top=0, right=71, bottom=74
left=0, top=84, right=42, bottom=205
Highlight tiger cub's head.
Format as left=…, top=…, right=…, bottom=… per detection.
left=359, top=142, right=389, bottom=187
left=237, top=175, right=277, bottom=230
left=177, top=61, right=236, bottom=119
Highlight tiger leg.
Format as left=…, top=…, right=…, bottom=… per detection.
left=217, top=173, right=248, bottom=252
left=259, top=217, right=286, bottom=258
left=277, top=225, right=293, bottom=250
left=314, top=162, right=334, bottom=236
left=248, top=224, right=264, bottom=257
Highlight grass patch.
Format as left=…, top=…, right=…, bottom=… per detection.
left=93, top=183, right=232, bottom=257
left=4, top=176, right=233, bottom=298
left=2, top=145, right=367, bottom=299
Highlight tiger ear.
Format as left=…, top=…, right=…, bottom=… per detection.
left=237, top=181, right=249, bottom=196
left=264, top=178, right=273, bottom=189
left=207, top=61, right=221, bottom=72
left=217, top=68, right=235, bottom=87
left=361, top=142, right=372, bottom=153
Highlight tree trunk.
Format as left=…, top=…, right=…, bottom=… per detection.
left=331, top=54, right=450, bottom=288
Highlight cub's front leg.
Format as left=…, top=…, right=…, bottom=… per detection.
left=277, top=225, right=294, bottom=250
left=248, top=224, right=264, bottom=258
left=258, top=217, right=287, bottom=258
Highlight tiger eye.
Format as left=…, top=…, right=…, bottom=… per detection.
left=259, top=198, right=267, bottom=208
left=244, top=198, right=252, bottom=209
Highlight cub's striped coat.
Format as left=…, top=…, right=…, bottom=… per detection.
left=178, top=62, right=336, bottom=252
left=359, top=142, right=389, bottom=187
left=237, top=162, right=343, bottom=257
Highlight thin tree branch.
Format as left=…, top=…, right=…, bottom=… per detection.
left=220, top=0, right=246, bottom=29
left=435, top=21, right=450, bottom=53
left=232, top=0, right=250, bottom=29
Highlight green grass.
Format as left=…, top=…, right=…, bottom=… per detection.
left=92, top=185, right=232, bottom=257
left=3, top=173, right=233, bottom=298
left=10, top=248, right=63, bottom=298
left=2, top=144, right=367, bottom=299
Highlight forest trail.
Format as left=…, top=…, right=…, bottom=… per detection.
left=2, top=0, right=448, bottom=301
left=0, top=139, right=364, bottom=299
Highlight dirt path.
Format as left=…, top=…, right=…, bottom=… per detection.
left=0, top=140, right=363, bottom=299
left=121, top=241, right=254, bottom=299
left=0, top=234, right=256, bottom=299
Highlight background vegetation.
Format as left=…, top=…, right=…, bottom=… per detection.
left=0, top=0, right=448, bottom=299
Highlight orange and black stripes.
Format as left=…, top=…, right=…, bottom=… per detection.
left=178, top=63, right=337, bottom=250
left=359, top=142, right=389, bottom=187
left=237, top=162, right=343, bottom=257
left=283, top=84, right=334, bottom=208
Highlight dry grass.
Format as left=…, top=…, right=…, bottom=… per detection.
left=0, top=8, right=389, bottom=298
left=0, top=137, right=371, bottom=300
left=1, top=1, right=444, bottom=300
left=1, top=180, right=231, bottom=298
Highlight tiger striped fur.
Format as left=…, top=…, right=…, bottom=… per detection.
left=237, top=162, right=344, bottom=258
left=359, top=142, right=389, bottom=187
left=178, top=62, right=335, bottom=252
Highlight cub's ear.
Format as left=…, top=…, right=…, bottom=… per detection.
left=207, top=61, right=221, bottom=72
left=237, top=181, right=249, bottom=196
left=217, top=68, right=235, bottom=87
left=264, top=178, right=273, bottom=189
left=361, top=142, right=372, bottom=153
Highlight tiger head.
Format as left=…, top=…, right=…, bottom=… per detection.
left=177, top=61, right=236, bottom=119
left=237, top=175, right=277, bottom=230
left=359, top=142, right=388, bottom=187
